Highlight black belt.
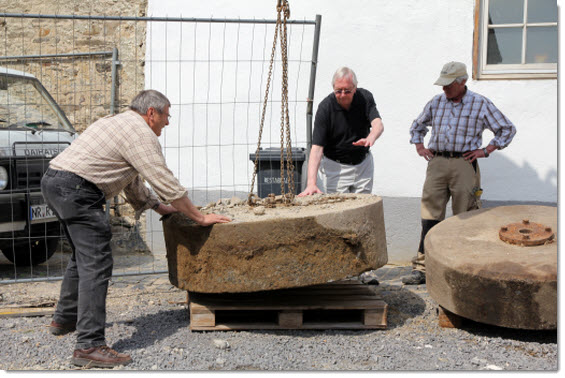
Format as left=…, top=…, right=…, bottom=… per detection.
left=432, top=150, right=467, bottom=158
left=327, top=152, right=368, bottom=166
left=44, top=168, right=103, bottom=194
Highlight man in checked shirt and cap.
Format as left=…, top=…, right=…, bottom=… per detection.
left=40, top=89, right=231, bottom=367
left=402, top=61, right=516, bottom=285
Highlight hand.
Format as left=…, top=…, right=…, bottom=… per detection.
left=199, top=213, right=232, bottom=227
left=416, top=144, right=434, bottom=161
left=298, top=184, right=323, bottom=197
left=352, top=136, right=375, bottom=147
left=463, top=149, right=486, bottom=163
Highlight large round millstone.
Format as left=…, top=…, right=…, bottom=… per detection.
left=426, top=205, right=557, bottom=330
left=163, top=193, right=388, bottom=293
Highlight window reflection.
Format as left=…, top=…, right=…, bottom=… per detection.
left=527, top=0, right=557, bottom=23
left=489, top=0, right=523, bottom=24
left=487, top=28, right=521, bottom=64
left=526, top=26, right=558, bottom=63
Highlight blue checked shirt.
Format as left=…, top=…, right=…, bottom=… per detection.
left=409, top=88, right=516, bottom=152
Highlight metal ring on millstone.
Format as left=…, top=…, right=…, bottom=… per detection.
left=425, top=205, right=557, bottom=330
left=499, top=219, right=554, bottom=246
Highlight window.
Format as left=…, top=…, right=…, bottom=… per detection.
left=474, top=0, right=557, bottom=79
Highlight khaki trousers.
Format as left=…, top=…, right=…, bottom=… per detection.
left=421, top=156, right=481, bottom=221
left=413, top=156, right=482, bottom=273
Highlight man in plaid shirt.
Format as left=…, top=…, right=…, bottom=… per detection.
left=41, top=90, right=231, bottom=367
left=403, top=62, right=516, bottom=285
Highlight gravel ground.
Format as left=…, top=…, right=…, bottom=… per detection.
left=0, top=266, right=558, bottom=371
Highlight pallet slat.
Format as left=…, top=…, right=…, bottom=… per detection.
left=278, top=311, right=303, bottom=328
left=190, top=298, right=384, bottom=311
left=0, top=307, right=55, bottom=318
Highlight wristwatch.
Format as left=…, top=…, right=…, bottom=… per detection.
left=152, top=202, right=160, bottom=210
left=482, top=148, right=489, bottom=158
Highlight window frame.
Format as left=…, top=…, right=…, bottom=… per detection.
left=473, top=0, right=557, bottom=80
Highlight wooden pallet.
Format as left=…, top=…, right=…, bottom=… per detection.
left=437, top=306, right=464, bottom=328
left=188, top=280, right=387, bottom=331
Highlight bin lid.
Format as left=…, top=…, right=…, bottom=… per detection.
left=249, top=147, right=306, bottom=161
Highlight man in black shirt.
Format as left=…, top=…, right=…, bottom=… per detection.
left=299, top=67, right=383, bottom=196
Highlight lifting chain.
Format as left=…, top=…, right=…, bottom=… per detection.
left=248, top=0, right=294, bottom=206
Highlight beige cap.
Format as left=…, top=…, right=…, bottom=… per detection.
left=434, top=61, right=467, bottom=86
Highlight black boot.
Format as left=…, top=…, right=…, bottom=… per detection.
left=402, top=219, right=441, bottom=285
left=417, top=219, right=441, bottom=254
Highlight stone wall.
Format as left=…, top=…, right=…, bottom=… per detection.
left=1, top=0, right=148, bottom=132
left=1, top=1, right=151, bottom=250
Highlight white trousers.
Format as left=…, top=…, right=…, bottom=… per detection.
left=317, top=152, right=374, bottom=194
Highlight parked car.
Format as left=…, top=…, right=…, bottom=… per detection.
left=0, top=66, right=76, bottom=266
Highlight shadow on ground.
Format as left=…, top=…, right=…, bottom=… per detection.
left=111, top=308, right=187, bottom=351
left=458, top=318, right=557, bottom=344
left=380, top=288, right=427, bottom=329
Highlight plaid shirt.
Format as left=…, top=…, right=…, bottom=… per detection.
left=50, top=110, right=187, bottom=216
left=409, top=88, right=516, bottom=152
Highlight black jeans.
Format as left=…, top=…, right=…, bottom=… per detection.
left=41, top=168, right=112, bottom=349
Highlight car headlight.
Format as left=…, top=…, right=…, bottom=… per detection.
left=0, top=166, right=8, bottom=190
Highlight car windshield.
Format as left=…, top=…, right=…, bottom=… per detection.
left=0, top=73, right=74, bottom=133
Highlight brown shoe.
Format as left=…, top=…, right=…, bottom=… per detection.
left=48, top=320, right=76, bottom=336
left=72, top=346, right=132, bottom=368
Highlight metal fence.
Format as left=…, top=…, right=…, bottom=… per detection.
left=0, top=13, right=321, bottom=283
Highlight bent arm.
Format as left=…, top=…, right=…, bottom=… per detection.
left=484, top=102, right=517, bottom=150
left=353, top=118, right=384, bottom=147
left=410, top=100, right=433, bottom=145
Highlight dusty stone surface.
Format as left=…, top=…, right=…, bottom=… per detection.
left=1, top=0, right=148, bottom=133
left=164, top=193, right=388, bottom=293
left=425, top=205, right=557, bottom=330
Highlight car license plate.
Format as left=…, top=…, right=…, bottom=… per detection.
left=30, top=203, right=56, bottom=222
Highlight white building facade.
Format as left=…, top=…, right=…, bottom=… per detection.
left=147, top=0, right=558, bottom=262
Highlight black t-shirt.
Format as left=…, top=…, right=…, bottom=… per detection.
left=312, top=88, right=381, bottom=164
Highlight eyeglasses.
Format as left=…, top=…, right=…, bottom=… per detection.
left=334, top=89, right=354, bottom=95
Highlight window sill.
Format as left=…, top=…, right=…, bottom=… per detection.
left=475, top=72, right=557, bottom=80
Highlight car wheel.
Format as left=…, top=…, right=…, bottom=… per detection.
left=0, top=238, right=59, bottom=266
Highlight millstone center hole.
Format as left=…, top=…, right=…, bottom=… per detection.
left=519, top=229, right=532, bottom=234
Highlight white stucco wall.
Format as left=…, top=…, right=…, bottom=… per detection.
left=147, top=0, right=558, bottom=203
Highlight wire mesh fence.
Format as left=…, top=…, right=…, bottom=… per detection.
left=0, top=13, right=320, bottom=283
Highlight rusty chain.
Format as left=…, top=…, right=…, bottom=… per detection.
left=248, top=0, right=294, bottom=205
left=280, top=0, right=295, bottom=204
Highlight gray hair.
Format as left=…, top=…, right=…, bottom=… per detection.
left=130, top=90, right=171, bottom=114
left=332, top=67, right=358, bottom=87
left=455, top=74, right=469, bottom=84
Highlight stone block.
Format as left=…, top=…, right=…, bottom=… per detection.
left=426, top=205, right=557, bottom=330
left=164, top=193, right=388, bottom=293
